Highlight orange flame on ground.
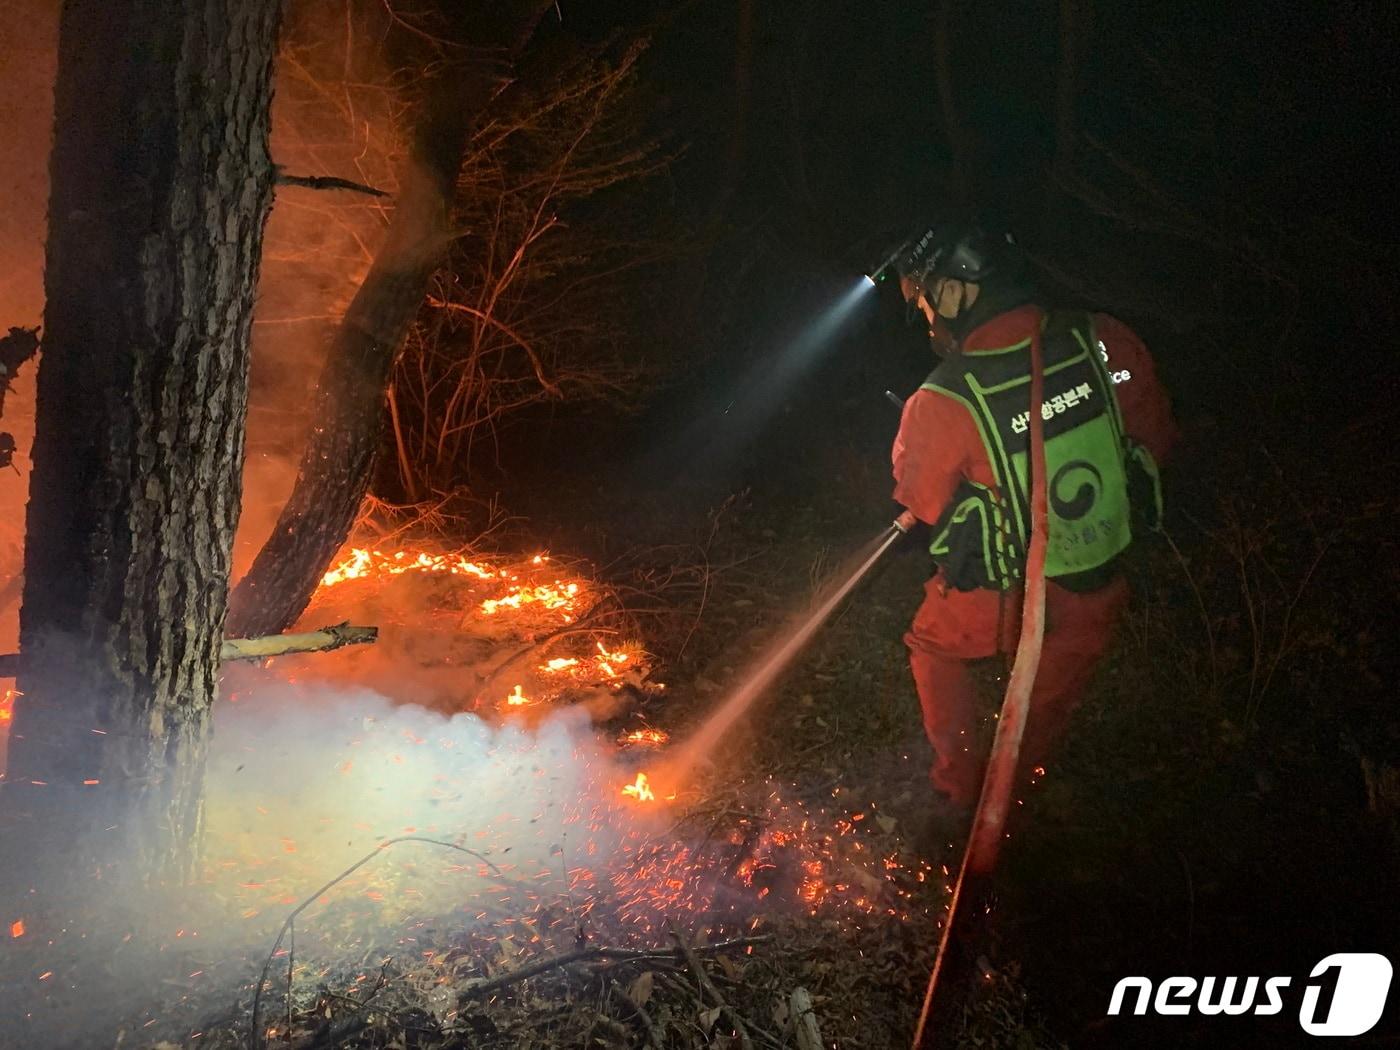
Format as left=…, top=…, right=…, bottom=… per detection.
left=481, top=581, right=580, bottom=616
left=314, top=545, right=586, bottom=622
left=593, top=641, right=630, bottom=679
left=505, top=685, right=532, bottom=707
left=10, top=919, right=23, bottom=938
left=320, top=547, right=501, bottom=588
left=621, top=772, right=655, bottom=802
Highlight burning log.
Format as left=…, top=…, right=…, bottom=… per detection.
left=0, top=623, right=377, bottom=677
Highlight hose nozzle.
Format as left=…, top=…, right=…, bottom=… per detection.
left=893, top=509, right=917, bottom=534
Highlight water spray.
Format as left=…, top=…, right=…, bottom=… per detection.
left=658, top=388, right=916, bottom=788
left=662, top=518, right=909, bottom=790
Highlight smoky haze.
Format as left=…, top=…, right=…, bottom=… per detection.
left=2, top=669, right=666, bottom=1046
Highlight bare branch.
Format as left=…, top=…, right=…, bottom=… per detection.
left=274, top=169, right=390, bottom=198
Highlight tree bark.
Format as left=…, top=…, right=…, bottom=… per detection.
left=6, top=0, right=283, bottom=883
left=227, top=1, right=554, bottom=639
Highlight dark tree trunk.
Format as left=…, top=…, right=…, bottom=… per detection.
left=6, top=0, right=282, bottom=883
left=227, top=1, right=553, bottom=639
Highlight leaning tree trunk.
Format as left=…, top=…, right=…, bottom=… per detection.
left=6, top=0, right=282, bottom=885
left=227, top=1, right=553, bottom=639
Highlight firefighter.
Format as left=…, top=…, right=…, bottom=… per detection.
left=890, top=221, right=1177, bottom=820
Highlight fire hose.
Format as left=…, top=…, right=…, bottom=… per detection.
left=907, top=326, right=1051, bottom=1048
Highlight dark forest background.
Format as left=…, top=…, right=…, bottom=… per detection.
left=462, top=2, right=1400, bottom=1043
left=1, top=0, right=1396, bottom=1044
left=460, top=0, right=1397, bottom=493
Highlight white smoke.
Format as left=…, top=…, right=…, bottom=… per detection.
left=1, top=673, right=666, bottom=1047
left=203, top=672, right=654, bottom=944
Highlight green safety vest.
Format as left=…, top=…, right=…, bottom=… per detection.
left=920, top=310, right=1155, bottom=591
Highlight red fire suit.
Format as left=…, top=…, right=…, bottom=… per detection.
left=893, top=304, right=1177, bottom=806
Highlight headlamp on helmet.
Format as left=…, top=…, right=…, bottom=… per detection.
left=896, top=222, right=1016, bottom=302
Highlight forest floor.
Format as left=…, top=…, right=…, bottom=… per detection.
left=468, top=385, right=1400, bottom=1049
left=210, top=389, right=1400, bottom=1050
left=12, top=373, right=1395, bottom=1050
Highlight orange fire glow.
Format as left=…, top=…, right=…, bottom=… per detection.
left=9, top=919, right=23, bottom=938
left=592, top=641, right=631, bottom=678
left=315, top=545, right=587, bottom=624
left=505, top=685, right=532, bottom=707
left=0, top=687, right=18, bottom=724
left=619, top=728, right=668, bottom=748
left=621, top=772, right=656, bottom=802
left=480, top=581, right=581, bottom=616
left=320, top=547, right=499, bottom=588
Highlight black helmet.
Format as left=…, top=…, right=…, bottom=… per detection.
left=897, top=221, right=1017, bottom=291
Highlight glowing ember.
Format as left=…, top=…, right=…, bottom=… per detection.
left=621, top=772, right=656, bottom=802
left=619, top=728, right=669, bottom=748
left=540, top=657, right=580, bottom=673
left=505, top=685, right=532, bottom=706
left=481, top=581, right=581, bottom=616
left=593, top=641, right=631, bottom=678
left=9, top=919, right=24, bottom=938
left=320, top=547, right=499, bottom=588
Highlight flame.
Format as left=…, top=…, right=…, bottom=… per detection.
left=314, top=545, right=585, bottom=624
left=0, top=687, right=19, bottom=724
left=593, top=641, right=631, bottom=679
left=540, top=657, right=580, bottom=673
left=9, top=919, right=23, bottom=938
left=320, top=547, right=499, bottom=588
left=621, top=772, right=655, bottom=802
left=505, top=685, right=532, bottom=707
left=481, top=581, right=580, bottom=616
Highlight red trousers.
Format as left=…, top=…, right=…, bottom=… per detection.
left=905, top=573, right=1128, bottom=807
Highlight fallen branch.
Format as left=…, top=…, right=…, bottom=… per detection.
left=273, top=169, right=389, bottom=197
left=0, top=623, right=378, bottom=677
left=790, top=986, right=824, bottom=1050
left=670, top=925, right=755, bottom=1050
left=457, top=934, right=771, bottom=1003
left=286, top=936, right=770, bottom=1050
left=220, top=622, right=378, bottom=662
left=251, top=836, right=508, bottom=1049
left=466, top=598, right=618, bottom=707
left=605, top=976, right=664, bottom=1048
